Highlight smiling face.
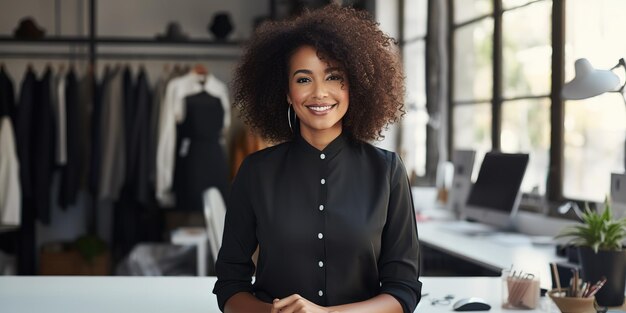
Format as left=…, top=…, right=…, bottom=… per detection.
left=287, top=45, right=349, bottom=145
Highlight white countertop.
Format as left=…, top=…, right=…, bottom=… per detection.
left=0, top=276, right=562, bottom=313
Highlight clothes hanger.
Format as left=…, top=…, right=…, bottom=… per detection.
left=193, top=63, right=208, bottom=76
left=192, top=63, right=209, bottom=86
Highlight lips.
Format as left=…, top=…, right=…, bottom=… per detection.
left=306, top=103, right=337, bottom=113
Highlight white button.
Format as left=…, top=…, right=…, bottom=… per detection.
left=318, top=233, right=323, bottom=239
left=319, top=205, right=324, bottom=211
left=318, top=261, right=324, bottom=267
left=320, top=154, right=326, bottom=159
left=318, top=290, right=324, bottom=296
left=321, top=179, right=326, bottom=185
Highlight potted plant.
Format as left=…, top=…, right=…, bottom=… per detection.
left=557, top=197, right=626, bottom=306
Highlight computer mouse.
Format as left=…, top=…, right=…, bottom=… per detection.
left=452, top=297, right=491, bottom=311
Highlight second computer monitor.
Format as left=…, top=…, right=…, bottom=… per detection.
left=463, top=152, right=529, bottom=230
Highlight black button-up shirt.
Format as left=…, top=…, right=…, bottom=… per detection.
left=213, top=132, right=421, bottom=313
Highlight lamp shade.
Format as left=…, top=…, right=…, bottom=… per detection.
left=562, top=58, right=620, bottom=100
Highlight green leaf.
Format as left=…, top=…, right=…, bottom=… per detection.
left=555, top=196, right=626, bottom=252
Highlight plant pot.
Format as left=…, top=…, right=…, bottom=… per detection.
left=548, top=289, right=595, bottom=313
left=578, top=247, right=626, bottom=307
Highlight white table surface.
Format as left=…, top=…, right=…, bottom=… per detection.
left=0, top=276, right=562, bottom=313
left=417, top=219, right=567, bottom=289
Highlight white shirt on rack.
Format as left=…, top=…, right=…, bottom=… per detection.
left=0, top=117, right=21, bottom=227
left=156, top=72, right=230, bottom=207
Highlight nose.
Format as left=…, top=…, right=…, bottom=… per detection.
left=312, top=82, right=328, bottom=99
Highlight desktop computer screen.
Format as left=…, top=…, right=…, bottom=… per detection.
left=463, top=152, right=529, bottom=230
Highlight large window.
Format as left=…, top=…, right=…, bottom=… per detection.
left=401, top=0, right=428, bottom=181
left=451, top=0, right=552, bottom=198
left=449, top=0, right=626, bottom=203
left=563, top=0, right=626, bottom=201
left=451, top=1, right=495, bottom=183
left=500, top=1, right=551, bottom=194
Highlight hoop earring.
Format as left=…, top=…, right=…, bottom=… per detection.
left=287, top=105, right=293, bottom=133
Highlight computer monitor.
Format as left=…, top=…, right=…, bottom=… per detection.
left=463, top=152, right=529, bottom=230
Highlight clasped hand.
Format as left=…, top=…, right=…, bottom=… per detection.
left=271, top=294, right=338, bottom=313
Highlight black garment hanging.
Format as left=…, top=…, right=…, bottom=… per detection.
left=89, top=67, right=112, bottom=197
left=32, top=67, right=55, bottom=225
left=58, top=68, right=81, bottom=208
left=122, top=66, right=135, bottom=186
left=13, top=67, right=37, bottom=274
left=129, top=68, right=152, bottom=205
left=173, top=91, right=229, bottom=211
left=112, top=68, right=160, bottom=264
left=14, top=68, right=36, bottom=199
left=77, top=69, right=94, bottom=192
left=0, top=65, right=15, bottom=118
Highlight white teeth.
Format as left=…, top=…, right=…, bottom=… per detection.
left=310, top=105, right=332, bottom=112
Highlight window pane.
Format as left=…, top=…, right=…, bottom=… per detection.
left=401, top=108, right=429, bottom=178
left=501, top=98, right=550, bottom=194
left=503, top=0, right=547, bottom=10
left=563, top=0, right=626, bottom=201
left=564, top=94, right=625, bottom=202
left=453, top=103, right=492, bottom=175
left=404, top=41, right=426, bottom=108
left=404, top=0, right=428, bottom=39
left=454, top=0, right=492, bottom=24
left=401, top=41, right=427, bottom=178
left=453, top=18, right=494, bottom=102
left=502, top=1, right=552, bottom=98
left=453, top=103, right=492, bottom=150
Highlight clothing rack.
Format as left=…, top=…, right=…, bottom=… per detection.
left=0, top=0, right=242, bottom=236
left=0, top=52, right=240, bottom=61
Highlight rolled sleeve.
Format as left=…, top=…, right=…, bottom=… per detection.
left=213, top=158, right=258, bottom=311
left=379, top=153, right=422, bottom=313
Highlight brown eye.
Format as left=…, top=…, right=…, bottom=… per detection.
left=327, top=74, right=343, bottom=81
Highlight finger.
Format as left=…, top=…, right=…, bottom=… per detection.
left=269, top=298, right=281, bottom=313
left=277, top=297, right=311, bottom=313
left=273, top=294, right=302, bottom=309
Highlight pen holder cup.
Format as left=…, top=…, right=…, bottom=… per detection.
left=501, top=271, right=540, bottom=309
left=547, top=289, right=595, bottom=313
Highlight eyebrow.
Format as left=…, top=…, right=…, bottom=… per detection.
left=292, top=67, right=342, bottom=77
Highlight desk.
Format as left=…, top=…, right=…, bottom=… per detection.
left=418, top=219, right=567, bottom=289
left=0, top=276, right=564, bottom=313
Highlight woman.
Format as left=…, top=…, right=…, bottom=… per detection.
left=214, top=5, right=421, bottom=313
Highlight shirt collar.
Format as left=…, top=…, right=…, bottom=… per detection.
left=295, top=131, right=349, bottom=159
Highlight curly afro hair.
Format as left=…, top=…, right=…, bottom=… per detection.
left=232, top=4, right=405, bottom=143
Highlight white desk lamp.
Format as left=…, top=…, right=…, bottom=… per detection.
left=562, top=58, right=626, bottom=170
left=562, top=58, right=625, bottom=103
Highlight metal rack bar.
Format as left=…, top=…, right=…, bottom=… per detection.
left=0, top=36, right=242, bottom=46
left=0, top=52, right=240, bottom=60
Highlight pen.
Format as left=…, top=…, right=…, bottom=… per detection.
left=551, top=263, right=562, bottom=294
left=586, top=278, right=607, bottom=298
left=580, top=282, right=588, bottom=298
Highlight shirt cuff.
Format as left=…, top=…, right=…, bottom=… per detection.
left=380, top=279, right=422, bottom=313
left=213, top=281, right=254, bottom=312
